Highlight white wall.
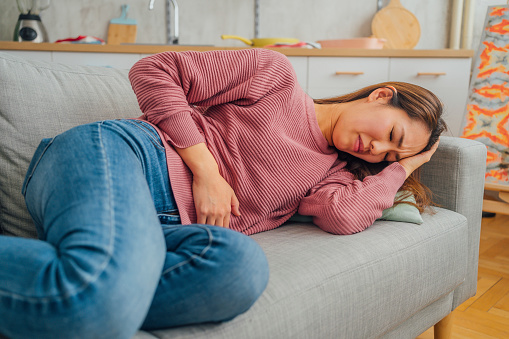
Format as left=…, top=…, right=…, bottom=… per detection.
left=0, top=0, right=505, bottom=50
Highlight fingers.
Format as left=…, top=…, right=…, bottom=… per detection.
left=424, top=139, right=439, bottom=154
left=197, top=213, right=207, bottom=225
left=197, top=204, right=236, bottom=228
left=431, top=138, right=440, bottom=152
left=192, top=174, right=240, bottom=229
left=197, top=210, right=229, bottom=228
left=223, top=214, right=231, bottom=229
left=231, top=193, right=241, bottom=217
left=399, top=139, right=440, bottom=179
left=420, top=139, right=440, bottom=161
left=206, top=216, right=224, bottom=228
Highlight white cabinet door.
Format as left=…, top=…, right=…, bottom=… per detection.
left=0, top=50, right=52, bottom=62
left=307, top=57, right=390, bottom=99
left=0, top=50, right=143, bottom=69
left=52, top=52, right=142, bottom=69
left=287, top=56, right=308, bottom=92
left=389, top=58, right=471, bottom=137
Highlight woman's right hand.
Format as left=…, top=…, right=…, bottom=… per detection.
left=398, top=139, right=440, bottom=179
left=175, top=142, right=240, bottom=228
left=192, top=170, right=241, bottom=228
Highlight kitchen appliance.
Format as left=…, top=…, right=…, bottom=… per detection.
left=13, top=0, right=50, bottom=43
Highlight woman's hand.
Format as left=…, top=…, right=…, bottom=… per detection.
left=175, top=142, right=240, bottom=228
left=192, top=170, right=241, bottom=228
left=398, top=139, right=440, bottom=179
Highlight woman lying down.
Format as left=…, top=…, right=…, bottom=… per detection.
left=0, top=48, right=445, bottom=339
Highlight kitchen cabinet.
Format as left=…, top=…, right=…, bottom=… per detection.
left=2, top=50, right=52, bottom=62
left=1, top=49, right=141, bottom=69
left=307, top=57, right=389, bottom=98
left=0, top=45, right=471, bottom=136
left=304, top=57, right=471, bottom=137
left=52, top=52, right=141, bottom=69
left=388, top=58, right=471, bottom=137
left=287, top=56, right=307, bottom=93
left=0, top=49, right=309, bottom=104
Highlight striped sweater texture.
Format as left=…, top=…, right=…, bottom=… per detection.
left=128, top=48, right=406, bottom=235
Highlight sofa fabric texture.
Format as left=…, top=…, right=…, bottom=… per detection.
left=0, top=52, right=486, bottom=339
left=142, top=211, right=468, bottom=339
left=420, top=137, right=486, bottom=310
left=0, top=53, right=141, bottom=237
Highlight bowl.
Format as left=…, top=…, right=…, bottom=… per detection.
left=316, top=38, right=386, bottom=49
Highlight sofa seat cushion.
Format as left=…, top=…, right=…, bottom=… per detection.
left=139, top=207, right=468, bottom=339
left=0, top=53, right=142, bottom=237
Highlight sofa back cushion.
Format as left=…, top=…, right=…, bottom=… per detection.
left=0, top=52, right=142, bottom=238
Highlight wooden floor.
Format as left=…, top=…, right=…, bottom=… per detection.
left=417, top=213, right=509, bottom=339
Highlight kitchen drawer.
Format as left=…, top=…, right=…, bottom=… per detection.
left=389, top=57, right=471, bottom=137
left=308, top=57, right=389, bottom=98
left=388, top=58, right=471, bottom=89
left=52, top=52, right=142, bottom=69
left=1, top=50, right=52, bottom=62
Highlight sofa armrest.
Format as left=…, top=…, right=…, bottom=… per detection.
left=420, top=136, right=487, bottom=309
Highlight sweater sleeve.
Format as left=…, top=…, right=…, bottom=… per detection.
left=298, top=162, right=407, bottom=235
left=128, top=48, right=294, bottom=149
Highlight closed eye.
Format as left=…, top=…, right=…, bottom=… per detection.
left=383, top=127, right=394, bottom=161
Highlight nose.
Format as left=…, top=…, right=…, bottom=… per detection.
left=370, top=140, right=391, bottom=156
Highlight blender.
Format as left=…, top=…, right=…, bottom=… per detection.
left=13, top=0, right=51, bottom=42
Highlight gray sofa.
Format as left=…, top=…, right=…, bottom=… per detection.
left=0, top=52, right=486, bottom=339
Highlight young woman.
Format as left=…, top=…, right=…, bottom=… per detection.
left=0, top=49, right=444, bottom=339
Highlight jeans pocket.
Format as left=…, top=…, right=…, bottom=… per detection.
left=119, top=119, right=165, bottom=151
left=158, top=211, right=181, bottom=225
left=22, top=138, right=55, bottom=196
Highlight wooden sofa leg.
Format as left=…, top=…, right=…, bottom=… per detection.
left=434, top=312, right=454, bottom=339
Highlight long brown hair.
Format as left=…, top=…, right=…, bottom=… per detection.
left=314, top=82, right=447, bottom=212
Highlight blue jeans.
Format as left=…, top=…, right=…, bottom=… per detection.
left=0, top=120, right=269, bottom=339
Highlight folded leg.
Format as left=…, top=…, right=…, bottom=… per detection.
left=0, top=121, right=167, bottom=339
left=142, top=224, right=270, bottom=330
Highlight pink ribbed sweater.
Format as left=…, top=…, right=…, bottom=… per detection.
left=128, top=48, right=407, bottom=235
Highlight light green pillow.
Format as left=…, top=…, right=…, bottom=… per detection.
left=289, top=191, right=423, bottom=225
left=378, top=191, right=423, bottom=224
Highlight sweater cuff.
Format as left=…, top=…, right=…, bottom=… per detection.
left=157, top=111, right=206, bottom=149
left=376, top=162, right=407, bottom=196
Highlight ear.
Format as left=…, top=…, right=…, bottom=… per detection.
left=367, top=86, right=397, bottom=103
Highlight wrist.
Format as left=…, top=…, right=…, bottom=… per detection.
left=176, top=143, right=219, bottom=176
left=394, top=161, right=412, bottom=179
left=402, top=165, right=412, bottom=179
left=192, top=162, right=220, bottom=179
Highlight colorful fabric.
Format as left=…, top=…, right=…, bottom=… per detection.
left=462, top=6, right=509, bottom=184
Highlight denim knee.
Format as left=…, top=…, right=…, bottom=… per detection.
left=143, top=225, right=269, bottom=329
left=205, top=226, right=270, bottom=321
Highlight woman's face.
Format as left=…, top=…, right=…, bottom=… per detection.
left=332, top=88, right=431, bottom=163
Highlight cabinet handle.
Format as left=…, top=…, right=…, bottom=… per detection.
left=417, top=72, right=447, bottom=76
left=335, top=71, right=364, bottom=75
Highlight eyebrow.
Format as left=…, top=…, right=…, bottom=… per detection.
left=395, top=129, right=405, bottom=162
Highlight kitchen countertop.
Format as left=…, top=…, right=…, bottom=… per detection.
left=0, top=41, right=474, bottom=58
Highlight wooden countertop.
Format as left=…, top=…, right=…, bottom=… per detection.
left=0, top=41, right=474, bottom=58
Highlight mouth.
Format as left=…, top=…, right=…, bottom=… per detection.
left=355, top=136, right=364, bottom=153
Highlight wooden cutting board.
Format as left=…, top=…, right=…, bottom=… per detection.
left=371, top=0, right=420, bottom=49
left=107, top=4, right=137, bottom=45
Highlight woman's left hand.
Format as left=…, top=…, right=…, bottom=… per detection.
left=398, top=139, right=440, bottom=179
